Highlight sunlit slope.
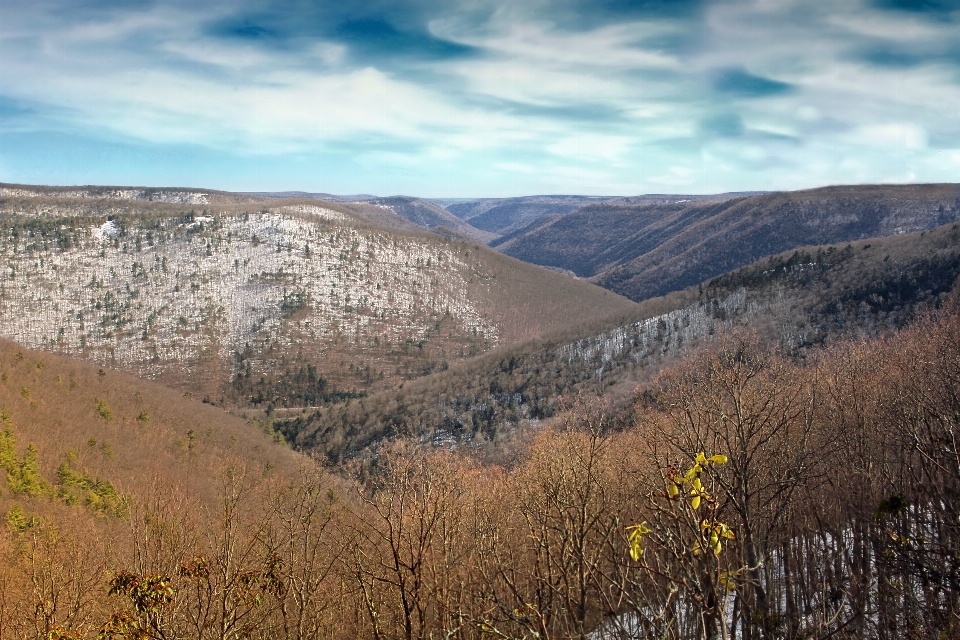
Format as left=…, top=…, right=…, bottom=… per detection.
left=0, top=186, right=634, bottom=405
left=0, top=338, right=356, bottom=639
left=0, top=338, right=298, bottom=513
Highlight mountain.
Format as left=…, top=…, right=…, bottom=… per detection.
left=495, top=184, right=960, bottom=301
left=1, top=188, right=955, bottom=639
left=0, top=183, right=242, bottom=205
left=0, top=185, right=634, bottom=408
left=277, top=221, right=960, bottom=462
left=243, top=191, right=377, bottom=202
left=245, top=193, right=495, bottom=241
left=2, top=282, right=952, bottom=639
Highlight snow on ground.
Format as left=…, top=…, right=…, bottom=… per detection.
left=0, top=208, right=496, bottom=379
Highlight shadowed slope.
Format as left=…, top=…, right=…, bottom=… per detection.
left=496, top=184, right=960, bottom=301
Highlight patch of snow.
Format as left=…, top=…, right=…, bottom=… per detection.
left=93, top=220, right=120, bottom=240
left=0, top=209, right=498, bottom=382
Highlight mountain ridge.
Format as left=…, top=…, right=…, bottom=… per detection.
left=495, top=183, right=960, bottom=301
left=0, top=188, right=633, bottom=408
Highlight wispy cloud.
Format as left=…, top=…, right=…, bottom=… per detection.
left=0, top=0, right=957, bottom=195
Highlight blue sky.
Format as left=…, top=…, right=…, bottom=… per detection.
left=1, top=0, right=958, bottom=197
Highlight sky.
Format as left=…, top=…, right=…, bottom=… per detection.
left=1, top=0, right=958, bottom=197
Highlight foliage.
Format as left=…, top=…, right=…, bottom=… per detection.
left=0, top=419, right=52, bottom=496
left=230, top=359, right=363, bottom=409
left=5, top=502, right=34, bottom=532
left=56, top=459, right=127, bottom=517
left=94, top=398, right=113, bottom=421
left=99, top=572, right=174, bottom=639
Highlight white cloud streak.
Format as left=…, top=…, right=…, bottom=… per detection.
left=0, top=0, right=958, bottom=194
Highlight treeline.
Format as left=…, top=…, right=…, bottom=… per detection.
left=3, top=297, right=958, bottom=638
left=277, top=224, right=960, bottom=463
left=229, top=359, right=364, bottom=408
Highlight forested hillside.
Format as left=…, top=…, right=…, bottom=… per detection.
left=2, top=183, right=958, bottom=638
left=2, top=293, right=956, bottom=639
left=358, top=197, right=495, bottom=241
left=447, top=195, right=621, bottom=235
left=276, top=222, right=960, bottom=462
left=496, top=183, right=960, bottom=301
left=0, top=186, right=632, bottom=405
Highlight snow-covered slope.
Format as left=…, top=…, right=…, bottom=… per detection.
left=0, top=189, right=634, bottom=403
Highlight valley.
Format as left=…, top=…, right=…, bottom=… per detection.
left=0, top=181, right=958, bottom=639
left=277, top=221, right=960, bottom=462
left=493, top=184, right=960, bottom=301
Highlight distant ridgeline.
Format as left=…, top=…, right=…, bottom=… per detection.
left=493, top=184, right=960, bottom=301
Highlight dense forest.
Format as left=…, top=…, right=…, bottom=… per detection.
left=1, top=292, right=957, bottom=638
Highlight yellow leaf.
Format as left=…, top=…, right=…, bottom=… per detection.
left=627, top=522, right=651, bottom=561
left=629, top=533, right=643, bottom=561
left=708, top=454, right=728, bottom=464
left=719, top=572, right=737, bottom=592
left=691, top=495, right=701, bottom=509
left=695, top=452, right=708, bottom=465
left=668, top=483, right=679, bottom=498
